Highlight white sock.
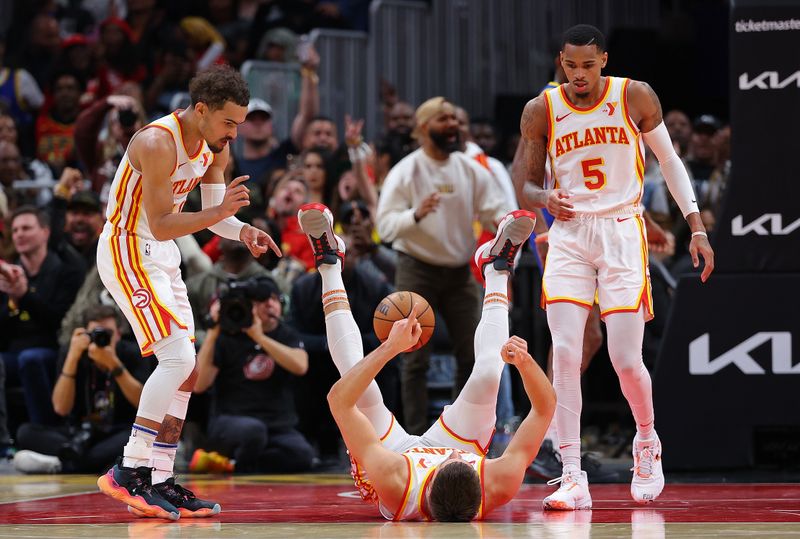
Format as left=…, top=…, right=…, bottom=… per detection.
left=122, top=424, right=157, bottom=469
left=151, top=442, right=178, bottom=484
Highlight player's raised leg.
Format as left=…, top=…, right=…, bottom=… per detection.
left=298, top=203, right=411, bottom=449
left=433, top=211, right=536, bottom=452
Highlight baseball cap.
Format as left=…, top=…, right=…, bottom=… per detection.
left=693, top=114, right=721, bottom=135
left=247, top=98, right=272, bottom=118
left=67, top=191, right=102, bottom=213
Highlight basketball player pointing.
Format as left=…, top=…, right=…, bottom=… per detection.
left=297, top=202, right=555, bottom=522
left=515, top=25, right=714, bottom=510
left=96, top=66, right=280, bottom=520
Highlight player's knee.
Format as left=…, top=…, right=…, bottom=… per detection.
left=552, top=343, right=582, bottom=371
left=153, top=336, right=196, bottom=382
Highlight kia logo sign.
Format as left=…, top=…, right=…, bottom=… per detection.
left=739, top=71, right=800, bottom=90
left=731, top=214, right=800, bottom=236
left=689, top=332, right=795, bottom=375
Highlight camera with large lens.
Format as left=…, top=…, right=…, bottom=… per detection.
left=88, top=328, right=112, bottom=347
left=217, top=276, right=279, bottom=334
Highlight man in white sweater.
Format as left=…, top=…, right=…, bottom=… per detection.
left=376, top=97, right=509, bottom=434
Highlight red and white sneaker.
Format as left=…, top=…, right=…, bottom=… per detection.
left=297, top=203, right=345, bottom=268
left=474, top=210, right=537, bottom=276
left=631, top=433, right=664, bottom=504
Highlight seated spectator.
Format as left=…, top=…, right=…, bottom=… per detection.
left=47, top=170, right=104, bottom=270
left=339, top=199, right=396, bottom=283
left=194, top=275, right=313, bottom=473
left=0, top=140, right=53, bottom=212
left=0, top=207, right=85, bottom=427
left=186, top=238, right=273, bottom=344
left=12, top=305, right=155, bottom=473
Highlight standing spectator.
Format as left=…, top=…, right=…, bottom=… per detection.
left=86, top=18, right=146, bottom=102
left=11, top=15, right=61, bottom=89
left=469, top=118, right=499, bottom=158
left=233, top=43, right=321, bottom=187
left=0, top=40, right=45, bottom=157
left=74, top=93, right=145, bottom=194
left=375, top=97, right=508, bottom=434
left=195, top=275, right=313, bottom=473
left=664, top=109, right=692, bottom=157
left=48, top=179, right=105, bottom=270
left=13, top=305, right=155, bottom=473
left=266, top=172, right=314, bottom=270
left=0, top=206, right=84, bottom=426
left=374, top=101, right=417, bottom=188
left=35, top=72, right=83, bottom=174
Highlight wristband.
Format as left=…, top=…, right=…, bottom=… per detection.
left=691, top=231, right=708, bottom=238
left=110, top=365, right=125, bottom=378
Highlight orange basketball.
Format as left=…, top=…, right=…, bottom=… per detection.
left=373, top=291, right=435, bottom=352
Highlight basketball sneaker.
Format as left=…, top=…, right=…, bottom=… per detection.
left=97, top=460, right=180, bottom=520
left=543, top=467, right=592, bottom=511
left=474, top=210, right=537, bottom=276
left=631, top=434, right=664, bottom=504
left=297, top=203, right=345, bottom=268
left=128, top=477, right=221, bottom=518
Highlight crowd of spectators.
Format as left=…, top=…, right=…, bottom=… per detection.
left=0, top=1, right=730, bottom=475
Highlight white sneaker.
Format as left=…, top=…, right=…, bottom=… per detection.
left=543, top=468, right=592, bottom=510
left=631, top=433, right=664, bottom=504
left=297, top=203, right=345, bottom=268
left=13, top=450, right=62, bottom=474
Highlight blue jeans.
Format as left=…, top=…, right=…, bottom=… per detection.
left=2, top=348, right=58, bottom=426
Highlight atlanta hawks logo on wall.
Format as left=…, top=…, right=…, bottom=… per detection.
left=133, top=288, right=152, bottom=309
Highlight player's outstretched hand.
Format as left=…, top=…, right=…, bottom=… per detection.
left=690, top=233, right=715, bottom=283
left=240, top=224, right=282, bottom=258
left=501, top=335, right=533, bottom=367
left=219, top=175, right=251, bottom=218
left=386, top=303, right=423, bottom=354
left=546, top=189, right=575, bottom=221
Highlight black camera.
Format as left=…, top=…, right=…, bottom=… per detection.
left=217, top=276, right=279, bottom=334
left=88, top=328, right=112, bottom=347
left=117, top=108, right=137, bottom=128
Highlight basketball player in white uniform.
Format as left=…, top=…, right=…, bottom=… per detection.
left=515, top=25, right=714, bottom=510
left=297, top=201, right=555, bottom=521
left=96, top=66, right=280, bottom=520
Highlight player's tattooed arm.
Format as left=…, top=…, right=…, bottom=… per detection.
left=513, top=97, right=549, bottom=209
left=629, top=80, right=663, bottom=133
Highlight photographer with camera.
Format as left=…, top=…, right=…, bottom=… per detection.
left=74, top=91, right=145, bottom=193
left=194, top=275, right=314, bottom=473
left=12, top=305, right=156, bottom=474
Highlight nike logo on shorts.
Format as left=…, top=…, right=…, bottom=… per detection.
left=616, top=217, right=633, bottom=223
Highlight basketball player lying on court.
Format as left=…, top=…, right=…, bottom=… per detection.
left=297, top=202, right=556, bottom=522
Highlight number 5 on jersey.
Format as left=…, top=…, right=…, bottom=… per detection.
left=581, top=158, right=606, bottom=190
